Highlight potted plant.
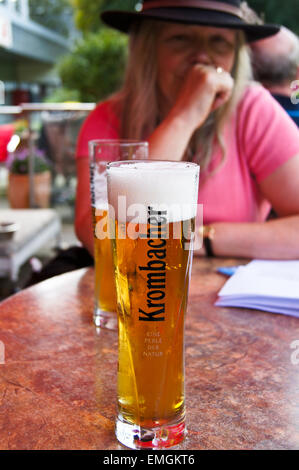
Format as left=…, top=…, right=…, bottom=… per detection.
left=6, top=147, right=52, bottom=209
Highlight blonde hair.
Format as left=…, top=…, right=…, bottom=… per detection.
left=111, top=20, right=252, bottom=173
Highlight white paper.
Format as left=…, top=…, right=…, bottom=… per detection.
left=215, top=260, right=299, bottom=317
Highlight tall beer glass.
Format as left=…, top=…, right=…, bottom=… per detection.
left=89, top=140, right=148, bottom=330
left=107, top=161, right=199, bottom=449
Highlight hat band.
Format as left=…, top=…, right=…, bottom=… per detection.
left=142, top=1, right=244, bottom=19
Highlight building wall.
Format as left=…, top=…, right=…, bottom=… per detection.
left=0, top=0, right=72, bottom=108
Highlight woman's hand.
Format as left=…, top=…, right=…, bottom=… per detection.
left=149, top=65, right=234, bottom=161
left=169, top=64, right=234, bottom=132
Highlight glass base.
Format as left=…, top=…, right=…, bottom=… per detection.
left=93, top=308, right=117, bottom=330
left=115, top=415, right=186, bottom=449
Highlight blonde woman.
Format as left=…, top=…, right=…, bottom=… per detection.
left=76, top=0, right=299, bottom=259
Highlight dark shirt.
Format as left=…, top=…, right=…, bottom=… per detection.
left=272, top=93, right=299, bottom=127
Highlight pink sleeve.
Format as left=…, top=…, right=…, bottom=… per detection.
left=75, top=101, right=120, bottom=158
left=238, top=85, right=299, bottom=183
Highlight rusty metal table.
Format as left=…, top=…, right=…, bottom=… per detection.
left=0, top=258, right=298, bottom=450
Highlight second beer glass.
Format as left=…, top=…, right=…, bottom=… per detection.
left=89, top=140, right=148, bottom=330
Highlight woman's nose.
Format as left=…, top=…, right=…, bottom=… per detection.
left=190, top=41, right=213, bottom=66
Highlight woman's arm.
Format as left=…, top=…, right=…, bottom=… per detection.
left=204, top=155, right=299, bottom=259
left=75, top=157, right=94, bottom=257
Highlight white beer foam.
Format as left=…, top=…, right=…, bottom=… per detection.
left=95, top=201, right=108, bottom=212
left=107, top=161, right=199, bottom=223
left=93, top=170, right=108, bottom=209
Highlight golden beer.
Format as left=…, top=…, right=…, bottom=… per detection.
left=107, top=160, right=199, bottom=449
left=113, top=219, right=194, bottom=430
left=93, top=208, right=117, bottom=314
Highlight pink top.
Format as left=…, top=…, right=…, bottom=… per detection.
left=0, top=124, right=14, bottom=163
left=76, top=101, right=120, bottom=158
left=76, top=85, right=299, bottom=223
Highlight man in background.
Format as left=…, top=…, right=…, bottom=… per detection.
left=251, top=26, right=299, bottom=126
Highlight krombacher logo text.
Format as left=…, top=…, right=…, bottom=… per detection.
left=138, top=206, right=167, bottom=322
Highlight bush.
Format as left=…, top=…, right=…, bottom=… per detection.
left=45, top=88, right=81, bottom=103
left=56, top=28, right=128, bottom=103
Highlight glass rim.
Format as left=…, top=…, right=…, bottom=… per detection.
left=89, top=139, right=149, bottom=148
left=107, top=160, right=199, bottom=171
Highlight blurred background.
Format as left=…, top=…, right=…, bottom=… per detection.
left=0, top=0, right=298, bottom=298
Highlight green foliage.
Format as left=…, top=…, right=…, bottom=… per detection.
left=250, top=0, right=299, bottom=33
left=70, top=0, right=137, bottom=34
left=56, top=28, right=128, bottom=102
left=70, top=0, right=102, bottom=34
left=101, top=0, right=137, bottom=12
left=29, top=0, right=73, bottom=37
left=44, top=88, right=81, bottom=103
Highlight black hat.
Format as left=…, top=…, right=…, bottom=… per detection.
left=101, top=0, right=280, bottom=42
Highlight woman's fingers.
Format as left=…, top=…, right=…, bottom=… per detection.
left=171, top=64, right=234, bottom=127
left=198, top=64, right=234, bottom=105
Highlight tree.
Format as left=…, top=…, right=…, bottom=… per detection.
left=70, top=0, right=137, bottom=34
left=29, top=0, right=73, bottom=37
left=55, top=29, right=128, bottom=102
left=46, top=0, right=135, bottom=102
left=250, top=0, right=299, bottom=34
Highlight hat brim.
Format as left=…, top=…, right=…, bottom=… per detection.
left=101, top=8, right=280, bottom=42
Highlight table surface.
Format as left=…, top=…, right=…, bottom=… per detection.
left=0, top=258, right=299, bottom=450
